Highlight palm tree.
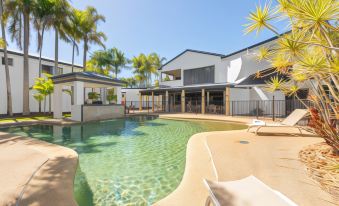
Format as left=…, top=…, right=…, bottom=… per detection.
left=132, top=53, right=165, bottom=87
left=6, top=0, right=36, bottom=115
left=0, top=0, right=13, bottom=116
left=88, top=50, right=111, bottom=75
left=33, top=0, right=54, bottom=78
left=108, top=47, right=128, bottom=78
left=79, top=6, right=106, bottom=71
left=66, top=8, right=82, bottom=72
left=50, top=0, right=70, bottom=75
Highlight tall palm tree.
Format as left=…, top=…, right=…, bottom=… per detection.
left=66, top=8, right=82, bottom=72
left=50, top=0, right=70, bottom=75
left=108, top=47, right=128, bottom=78
left=33, top=0, right=56, bottom=113
left=79, top=6, right=106, bottom=71
left=6, top=0, right=36, bottom=115
left=33, top=0, right=54, bottom=78
left=0, top=0, right=13, bottom=116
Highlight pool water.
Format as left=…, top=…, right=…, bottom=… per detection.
left=0, top=116, right=246, bottom=206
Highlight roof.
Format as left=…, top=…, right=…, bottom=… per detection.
left=159, top=32, right=291, bottom=70
left=0, top=49, right=83, bottom=69
left=52, top=72, right=126, bottom=87
left=159, top=49, right=225, bottom=70
left=222, top=31, right=291, bottom=59
left=236, top=68, right=290, bottom=87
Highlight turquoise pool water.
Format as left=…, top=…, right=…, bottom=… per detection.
left=0, top=116, right=246, bottom=206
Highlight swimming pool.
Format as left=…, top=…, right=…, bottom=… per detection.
left=0, top=116, right=246, bottom=206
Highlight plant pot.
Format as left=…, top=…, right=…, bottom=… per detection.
left=87, top=99, right=93, bottom=104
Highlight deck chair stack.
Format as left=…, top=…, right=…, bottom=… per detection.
left=247, top=109, right=309, bottom=135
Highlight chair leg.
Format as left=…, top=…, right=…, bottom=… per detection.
left=255, top=126, right=262, bottom=135
left=205, top=196, right=212, bottom=206
left=298, top=127, right=303, bottom=134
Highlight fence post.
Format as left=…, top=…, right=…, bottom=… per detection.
left=256, top=100, right=259, bottom=119
left=232, top=101, right=234, bottom=116
left=272, top=95, right=275, bottom=121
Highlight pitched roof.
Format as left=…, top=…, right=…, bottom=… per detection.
left=159, top=49, right=225, bottom=70
left=0, top=49, right=83, bottom=69
left=52, top=72, right=126, bottom=86
left=236, top=68, right=290, bottom=87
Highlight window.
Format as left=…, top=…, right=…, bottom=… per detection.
left=184, top=66, right=215, bottom=85
left=55, top=67, right=63, bottom=75
left=2, top=57, right=13, bottom=66
left=42, top=65, right=53, bottom=74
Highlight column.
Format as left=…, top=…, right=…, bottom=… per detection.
left=152, top=92, right=155, bottom=112
left=115, top=86, right=122, bottom=104
left=225, top=86, right=230, bottom=116
left=165, top=90, right=169, bottom=112
left=201, top=89, right=205, bottom=114
left=73, top=81, right=84, bottom=105
left=53, top=84, right=63, bottom=119
left=207, top=91, right=210, bottom=106
left=100, top=88, right=107, bottom=104
left=181, top=90, right=185, bottom=113
left=139, top=92, right=142, bottom=111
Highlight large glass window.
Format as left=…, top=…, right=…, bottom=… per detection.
left=183, top=66, right=215, bottom=85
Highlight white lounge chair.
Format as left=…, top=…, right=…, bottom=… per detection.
left=204, top=176, right=298, bottom=206
left=247, top=109, right=309, bottom=135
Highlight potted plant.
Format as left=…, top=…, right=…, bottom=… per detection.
left=87, top=92, right=99, bottom=104
left=107, top=89, right=117, bottom=104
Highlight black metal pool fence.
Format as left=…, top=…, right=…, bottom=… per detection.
left=125, top=99, right=310, bottom=120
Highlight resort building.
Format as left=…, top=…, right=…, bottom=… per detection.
left=0, top=49, right=85, bottom=115
left=136, top=36, right=308, bottom=117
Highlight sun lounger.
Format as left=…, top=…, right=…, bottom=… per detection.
left=247, top=109, right=309, bottom=135
left=204, top=176, right=298, bottom=206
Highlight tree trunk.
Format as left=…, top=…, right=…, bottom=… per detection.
left=44, top=97, right=46, bottom=114
left=71, top=40, right=75, bottom=72
left=22, top=11, right=30, bottom=115
left=0, top=0, right=13, bottom=116
left=38, top=26, right=45, bottom=113
left=54, top=29, right=59, bottom=74
left=83, top=39, right=87, bottom=71
left=115, top=67, right=118, bottom=78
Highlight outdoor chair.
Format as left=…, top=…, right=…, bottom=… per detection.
left=247, top=109, right=309, bottom=135
left=204, top=176, right=298, bottom=206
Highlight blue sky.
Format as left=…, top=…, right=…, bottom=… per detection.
left=7, top=0, right=287, bottom=78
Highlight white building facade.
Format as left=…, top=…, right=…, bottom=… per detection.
left=0, top=49, right=82, bottom=115
left=138, top=36, right=306, bottom=117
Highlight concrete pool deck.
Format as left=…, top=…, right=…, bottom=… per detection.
left=0, top=132, right=78, bottom=206
left=155, top=128, right=335, bottom=206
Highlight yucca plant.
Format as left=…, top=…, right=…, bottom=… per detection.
left=245, top=0, right=339, bottom=154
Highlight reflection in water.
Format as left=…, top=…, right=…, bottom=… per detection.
left=0, top=116, right=245, bottom=205
left=74, top=165, right=94, bottom=206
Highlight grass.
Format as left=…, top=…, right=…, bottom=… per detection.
left=0, top=114, right=71, bottom=123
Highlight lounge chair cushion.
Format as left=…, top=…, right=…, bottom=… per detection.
left=204, top=176, right=298, bottom=206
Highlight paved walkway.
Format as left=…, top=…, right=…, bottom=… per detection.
left=0, top=132, right=78, bottom=206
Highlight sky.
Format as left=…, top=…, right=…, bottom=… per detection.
left=7, top=0, right=288, bottom=78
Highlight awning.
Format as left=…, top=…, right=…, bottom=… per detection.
left=52, top=72, right=126, bottom=88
